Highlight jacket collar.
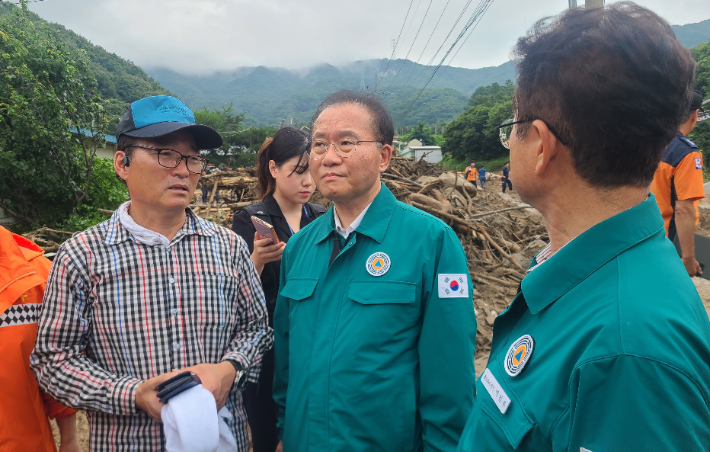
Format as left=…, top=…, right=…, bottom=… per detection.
left=104, top=207, right=214, bottom=246
left=315, top=182, right=396, bottom=244
left=262, top=194, right=293, bottom=240
left=521, top=195, right=664, bottom=314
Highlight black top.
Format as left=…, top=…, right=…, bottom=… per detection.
left=231, top=194, right=325, bottom=325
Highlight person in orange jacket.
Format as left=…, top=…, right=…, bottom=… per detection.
left=0, top=225, right=80, bottom=452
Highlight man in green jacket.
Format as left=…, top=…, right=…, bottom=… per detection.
left=458, top=4, right=710, bottom=451
left=273, top=91, right=476, bottom=452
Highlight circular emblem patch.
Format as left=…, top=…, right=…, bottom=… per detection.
left=366, top=252, right=391, bottom=277
left=504, top=335, right=534, bottom=377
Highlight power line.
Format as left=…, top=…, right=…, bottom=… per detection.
left=385, top=0, right=434, bottom=89
left=395, top=0, right=495, bottom=122
left=398, top=0, right=424, bottom=53
left=400, top=0, right=454, bottom=89
left=381, top=0, right=418, bottom=79
left=407, top=0, right=476, bottom=91
left=428, top=0, right=493, bottom=89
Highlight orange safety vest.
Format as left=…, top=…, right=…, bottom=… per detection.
left=0, top=226, right=76, bottom=452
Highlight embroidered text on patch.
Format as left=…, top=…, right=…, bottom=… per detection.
left=481, top=368, right=511, bottom=414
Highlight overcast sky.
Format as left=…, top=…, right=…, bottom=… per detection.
left=24, top=0, right=710, bottom=76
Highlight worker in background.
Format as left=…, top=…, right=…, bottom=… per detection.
left=457, top=4, right=710, bottom=451
left=478, top=165, right=488, bottom=189
left=465, top=160, right=478, bottom=188
left=501, top=161, right=513, bottom=192
left=273, top=90, right=476, bottom=452
left=650, top=90, right=705, bottom=276
left=0, top=225, right=80, bottom=452
left=200, top=178, right=209, bottom=203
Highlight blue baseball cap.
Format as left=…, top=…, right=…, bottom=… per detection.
left=115, top=95, right=223, bottom=149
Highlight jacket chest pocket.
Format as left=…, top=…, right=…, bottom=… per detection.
left=346, top=280, right=420, bottom=334
left=280, top=277, right=319, bottom=321
left=475, top=366, right=534, bottom=449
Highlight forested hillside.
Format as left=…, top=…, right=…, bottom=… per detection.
left=150, top=61, right=515, bottom=127
left=689, top=38, right=710, bottom=159
left=673, top=18, right=710, bottom=49
left=0, top=1, right=169, bottom=122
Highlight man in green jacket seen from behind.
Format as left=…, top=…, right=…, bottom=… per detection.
left=273, top=90, right=476, bottom=452
left=457, top=4, right=710, bottom=451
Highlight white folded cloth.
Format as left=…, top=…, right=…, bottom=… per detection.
left=162, top=385, right=238, bottom=452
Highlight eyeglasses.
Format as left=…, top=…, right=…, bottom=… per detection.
left=310, top=138, right=381, bottom=161
left=131, top=145, right=209, bottom=174
left=497, top=118, right=569, bottom=149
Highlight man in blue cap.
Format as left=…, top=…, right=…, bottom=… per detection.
left=32, top=95, right=273, bottom=451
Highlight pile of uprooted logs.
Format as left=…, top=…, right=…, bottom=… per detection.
left=179, top=157, right=550, bottom=361
left=199, top=157, right=547, bottom=282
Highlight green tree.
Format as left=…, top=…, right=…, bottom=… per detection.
left=0, top=1, right=118, bottom=227
left=400, top=121, right=436, bottom=145
left=689, top=39, right=710, bottom=161
left=442, top=80, right=514, bottom=162
left=194, top=104, right=278, bottom=169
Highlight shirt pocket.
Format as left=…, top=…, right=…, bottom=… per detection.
left=348, top=280, right=417, bottom=305
left=345, top=281, right=420, bottom=341
left=280, top=277, right=319, bottom=301
left=475, top=367, right=534, bottom=449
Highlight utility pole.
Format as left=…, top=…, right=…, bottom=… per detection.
left=360, top=76, right=366, bottom=92
left=585, top=0, right=603, bottom=8
left=391, top=39, right=397, bottom=60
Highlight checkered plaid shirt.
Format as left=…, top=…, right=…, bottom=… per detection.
left=30, top=209, right=273, bottom=451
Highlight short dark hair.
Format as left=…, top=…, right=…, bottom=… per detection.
left=311, top=90, right=394, bottom=145
left=256, top=126, right=311, bottom=198
left=513, top=2, right=696, bottom=188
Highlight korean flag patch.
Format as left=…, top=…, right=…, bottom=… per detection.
left=695, top=158, right=702, bottom=170
left=438, top=274, right=469, bottom=298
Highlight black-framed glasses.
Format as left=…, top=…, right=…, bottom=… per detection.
left=497, top=118, right=569, bottom=149
left=131, top=145, right=209, bottom=174
left=310, top=138, right=381, bottom=161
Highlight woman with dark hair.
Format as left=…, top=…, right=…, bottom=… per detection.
left=231, top=126, right=325, bottom=452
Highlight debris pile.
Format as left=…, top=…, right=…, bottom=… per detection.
left=196, top=157, right=548, bottom=363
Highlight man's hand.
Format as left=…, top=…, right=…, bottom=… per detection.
left=177, top=362, right=236, bottom=410
left=251, top=231, right=285, bottom=275
left=682, top=255, right=703, bottom=277
left=275, top=440, right=283, bottom=452
left=135, top=371, right=179, bottom=423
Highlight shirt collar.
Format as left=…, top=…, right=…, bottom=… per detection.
left=104, top=202, right=213, bottom=246
left=315, top=182, right=397, bottom=244
left=521, top=194, right=665, bottom=314
left=333, top=202, right=372, bottom=239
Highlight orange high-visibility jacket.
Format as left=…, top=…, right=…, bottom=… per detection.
left=0, top=226, right=76, bottom=452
